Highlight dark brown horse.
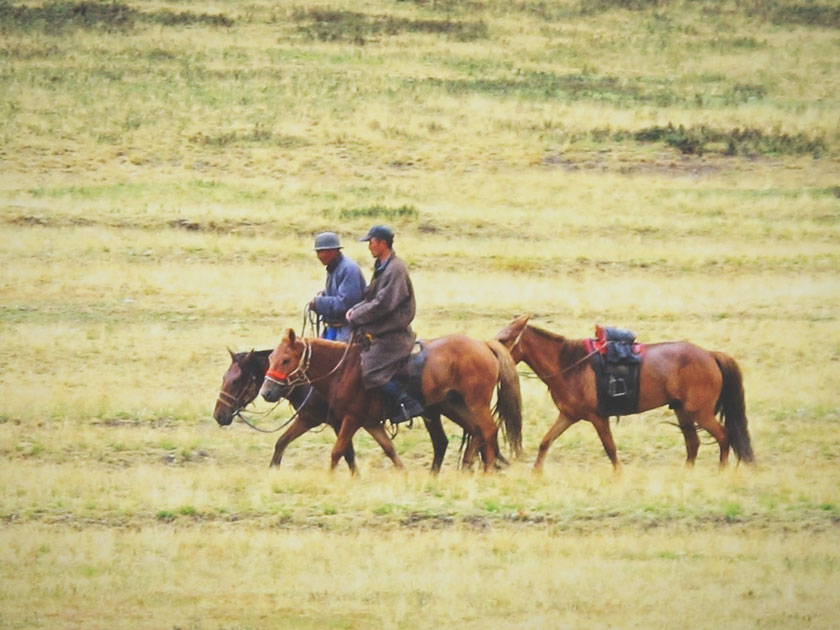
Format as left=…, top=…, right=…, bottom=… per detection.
left=259, top=330, right=522, bottom=472
left=214, top=349, right=420, bottom=472
left=495, top=315, right=754, bottom=470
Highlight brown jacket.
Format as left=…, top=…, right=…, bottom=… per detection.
left=347, top=253, right=416, bottom=389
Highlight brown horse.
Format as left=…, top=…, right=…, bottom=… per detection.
left=214, top=348, right=426, bottom=472
left=495, top=315, right=754, bottom=470
left=259, top=330, right=522, bottom=472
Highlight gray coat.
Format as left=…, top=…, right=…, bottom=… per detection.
left=347, top=253, right=416, bottom=389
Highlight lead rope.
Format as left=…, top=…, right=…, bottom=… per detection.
left=517, top=347, right=599, bottom=381
left=234, top=384, right=315, bottom=434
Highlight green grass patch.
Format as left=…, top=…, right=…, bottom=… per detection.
left=421, top=71, right=680, bottom=106
left=327, top=204, right=420, bottom=221
left=0, top=1, right=233, bottom=34
left=189, top=126, right=308, bottom=149
left=292, top=7, right=488, bottom=44
left=580, top=0, right=668, bottom=13
left=615, top=124, right=827, bottom=157
left=746, top=1, right=840, bottom=28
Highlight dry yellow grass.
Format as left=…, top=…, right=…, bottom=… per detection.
left=1, top=0, right=839, bottom=627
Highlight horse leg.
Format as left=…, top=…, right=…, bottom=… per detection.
left=587, top=413, right=621, bottom=471
left=692, top=408, right=730, bottom=468
left=461, top=428, right=483, bottom=471
left=328, top=421, right=358, bottom=474
left=422, top=412, right=448, bottom=474
left=363, top=423, right=405, bottom=469
left=534, top=412, right=578, bottom=471
left=471, top=409, right=499, bottom=472
left=434, top=404, right=477, bottom=471
left=674, top=408, right=700, bottom=467
left=270, top=415, right=313, bottom=468
left=330, top=414, right=363, bottom=472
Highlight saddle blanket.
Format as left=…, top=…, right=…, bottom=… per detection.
left=585, top=326, right=645, bottom=417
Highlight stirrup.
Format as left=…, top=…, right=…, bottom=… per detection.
left=391, top=397, right=423, bottom=424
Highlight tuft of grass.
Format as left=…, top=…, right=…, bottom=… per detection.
left=723, top=502, right=744, bottom=522
left=155, top=509, right=175, bottom=522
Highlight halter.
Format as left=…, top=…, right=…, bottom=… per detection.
left=264, top=339, right=313, bottom=388
left=215, top=371, right=259, bottom=413
left=263, top=334, right=359, bottom=391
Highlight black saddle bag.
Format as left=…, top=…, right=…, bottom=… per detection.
left=591, top=327, right=643, bottom=417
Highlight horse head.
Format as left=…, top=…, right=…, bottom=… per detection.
left=260, top=329, right=307, bottom=403
left=494, top=314, right=531, bottom=362
left=214, top=348, right=263, bottom=426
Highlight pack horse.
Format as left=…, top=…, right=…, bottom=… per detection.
left=495, top=315, right=754, bottom=470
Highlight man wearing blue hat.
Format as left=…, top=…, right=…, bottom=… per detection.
left=309, top=231, right=366, bottom=342
left=346, top=225, right=424, bottom=423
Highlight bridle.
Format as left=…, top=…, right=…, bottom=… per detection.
left=264, top=338, right=313, bottom=388
left=216, top=359, right=308, bottom=434
left=263, top=334, right=356, bottom=390
left=215, top=370, right=261, bottom=416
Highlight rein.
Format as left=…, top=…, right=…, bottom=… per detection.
left=234, top=385, right=315, bottom=434
left=303, top=304, right=322, bottom=338
left=215, top=359, right=314, bottom=434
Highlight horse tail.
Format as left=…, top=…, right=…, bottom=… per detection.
left=486, top=339, right=523, bottom=458
left=713, top=352, right=754, bottom=464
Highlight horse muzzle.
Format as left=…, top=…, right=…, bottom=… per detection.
left=213, top=410, right=234, bottom=426
left=260, top=379, right=282, bottom=403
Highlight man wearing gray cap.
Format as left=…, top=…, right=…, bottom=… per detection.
left=346, top=225, right=423, bottom=423
left=309, top=231, right=366, bottom=342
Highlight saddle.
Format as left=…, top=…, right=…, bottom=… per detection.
left=585, top=326, right=645, bottom=417
left=390, top=341, right=429, bottom=407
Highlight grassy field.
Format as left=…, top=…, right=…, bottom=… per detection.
left=1, top=0, right=839, bottom=628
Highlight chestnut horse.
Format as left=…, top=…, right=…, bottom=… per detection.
left=495, top=315, right=754, bottom=470
left=214, top=349, right=431, bottom=472
left=259, top=330, right=522, bottom=472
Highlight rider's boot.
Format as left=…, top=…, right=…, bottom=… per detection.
left=380, top=378, right=424, bottom=424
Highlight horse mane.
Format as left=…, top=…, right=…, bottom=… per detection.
left=308, top=338, right=347, bottom=351
left=526, top=324, right=590, bottom=367
left=234, top=349, right=272, bottom=362
left=527, top=324, right=568, bottom=343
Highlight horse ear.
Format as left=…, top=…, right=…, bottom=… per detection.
left=245, top=349, right=255, bottom=362
left=227, top=347, right=236, bottom=360
left=495, top=314, right=531, bottom=349
left=285, top=328, right=296, bottom=344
